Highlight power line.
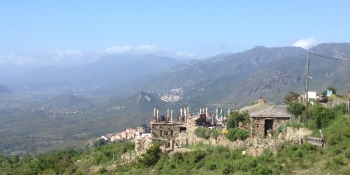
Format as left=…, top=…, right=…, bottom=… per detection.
left=310, top=52, right=350, bottom=62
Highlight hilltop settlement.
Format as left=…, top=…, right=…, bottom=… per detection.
left=98, top=96, right=348, bottom=160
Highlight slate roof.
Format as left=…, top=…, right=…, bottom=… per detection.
left=249, top=105, right=292, bottom=118
left=239, top=103, right=272, bottom=113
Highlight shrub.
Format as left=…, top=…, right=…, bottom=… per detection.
left=211, top=130, right=220, bottom=139
left=208, top=163, right=216, bottom=170
left=137, top=143, right=162, bottom=167
left=303, top=105, right=336, bottom=129
left=251, top=165, right=273, bottom=175
left=222, top=164, right=233, bottom=174
left=287, top=102, right=306, bottom=122
left=194, top=127, right=220, bottom=139
left=172, top=152, right=184, bottom=165
left=323, top=117, right=350, bottom=146
left=332, top=103, right=347, bottom=115
left=226, top=111, right=250, bottom=129
left=225, top=128, right=249, bottom=141
left=97, top=167, right=107, bottom=174
left=283, top=91, right=301, bottom=104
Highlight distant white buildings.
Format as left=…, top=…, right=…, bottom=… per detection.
left=160, top=88, right=183, bottom=102
left=100, top=127, right=150, bottom=142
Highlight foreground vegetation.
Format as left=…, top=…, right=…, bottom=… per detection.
left=1, top=103, right=350, bottom=174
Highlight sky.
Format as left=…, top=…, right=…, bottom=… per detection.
left=1, top=0, right=350, bottom=66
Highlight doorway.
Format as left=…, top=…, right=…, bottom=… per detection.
left=264, top=119, right=273, bottom=137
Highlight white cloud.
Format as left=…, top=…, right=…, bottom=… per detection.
left=0, top=54, right=33, bottom=66
left=0, top=46, right=197, bottom=67
left=292, top=37, right=318, bottom=49
left=102, top=46, right=132, bottom=54
left=51, top=49, right=84, bottom=63
left=0, top=50, right=94, bottom=67
left=101, top=45, right=197, bottom=59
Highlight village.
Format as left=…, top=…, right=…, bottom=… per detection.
left=96, top=96, right=342, bottom=158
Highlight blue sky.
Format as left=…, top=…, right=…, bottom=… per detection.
left=1, top=1, right=349, bottom=66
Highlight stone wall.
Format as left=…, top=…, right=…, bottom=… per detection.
left=176, top=115, right=312, bottom=157
left=135, top=114, right=312, bottom=158
left=151, top=123, right=184, bottom=140
left=134, top=136, right=153, bottom=154
left=251, top=117, right=290, bottom=138
left=176, top=116, right=254, bottom=150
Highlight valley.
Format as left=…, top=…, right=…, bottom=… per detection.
left=1, top=43, right=350, bottom=156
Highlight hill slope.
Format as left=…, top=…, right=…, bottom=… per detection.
left=134, top=43, right=350, bottom=107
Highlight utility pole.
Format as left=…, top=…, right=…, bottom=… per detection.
left=305, top=51, right=310, bottom=109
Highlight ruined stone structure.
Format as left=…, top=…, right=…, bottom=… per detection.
left=134, top=136, right=153, bottom=153
left=131, top=103, right=310, bottom=158
left=151, top=123, right=186, bottom=140
left=249, top=105, right=292, bottom=138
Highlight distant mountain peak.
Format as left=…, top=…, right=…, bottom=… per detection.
left=0, top=84, right=11, bottom=94
left=138, top=91, right=152, bottom=103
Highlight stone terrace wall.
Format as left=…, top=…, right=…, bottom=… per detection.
left=177, top=117, right=254, bottom=150
left=134, top=136, right=153, bottom=154
left=177, top=117, right=312, bottom=157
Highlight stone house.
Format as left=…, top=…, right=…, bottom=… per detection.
left=249, top=105, right=292, bottom=138
left=136, top=126, right=146, bottom=133
left=150, top=123, right=186, bottom=141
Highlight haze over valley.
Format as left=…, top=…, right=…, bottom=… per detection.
left=1, top=3, right=350, bottom=173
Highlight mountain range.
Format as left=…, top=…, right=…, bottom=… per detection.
left=128, top=43, right=350, bottom=108
left=1, top=42, right=350, bottom=155
left=2, top=43, right=350, bottom=110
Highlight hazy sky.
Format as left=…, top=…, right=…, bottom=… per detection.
left=1, top=1, right=349, bottom=66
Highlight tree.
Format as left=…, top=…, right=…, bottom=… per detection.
left=302, top=105, right=335, bottom=129
left=322, top=86, right=337, bottom=95
left=283, top=91, right=300, bottom=104
left=137, top=143, right=162, bottom=167
left=226, top=111, right=250, bottom=129
left=286, top=102, right=306, bottom=122
left=93, top=139, right=108, bottom=147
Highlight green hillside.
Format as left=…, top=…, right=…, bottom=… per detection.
left=1, top=104, right=349, bottom=174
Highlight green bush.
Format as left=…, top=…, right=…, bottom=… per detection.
left=323, top=117, right=350, bottom=146
left=194, top=127, right=220, bottom=139
left=226, top=111, right=250, bottom=129
left=287, top=102, right=306, bottom=122
left=222, top=163, right=233, bottom=174
left=137, top=143, right=162, bottom=167
left=207, top=163, right=216, bottom=170
left=332, top=103, right=347, bottom=115
left=225, top=128, right=249, bottom=141
left=251, top=165, right=273, bottom=175
left=303, top=105, right=336, bottom=129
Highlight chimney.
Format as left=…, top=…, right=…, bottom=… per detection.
left=258, top=97, right=266, bottom=104
left=171, top=109, right=173, bottom=122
